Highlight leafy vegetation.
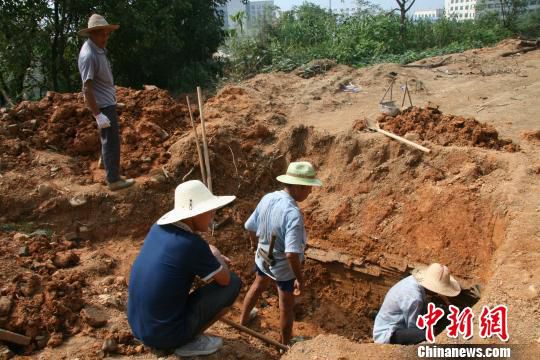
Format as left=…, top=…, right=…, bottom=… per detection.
left=223, top=2, right=539, bottom=80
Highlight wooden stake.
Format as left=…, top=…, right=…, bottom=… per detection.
left=220, top=318, right=288, bottom=351
left=197, top=87, right=212, bottom=192
left=0, top=328, right=31, bottom=346
left=186, top=96, right=206, bottom=185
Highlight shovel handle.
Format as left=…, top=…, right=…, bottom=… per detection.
left=375, top=128, right=431, bottom=153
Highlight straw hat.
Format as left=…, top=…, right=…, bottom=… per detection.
left=78, top=14, right=119, bottom=37
left=276, top=161, right=322, bottom=187
left=412, top=263, right=461, bottom=297
left=157, top=180, right=235, bottom=225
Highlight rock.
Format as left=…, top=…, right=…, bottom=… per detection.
left=35, top=335, right=48, bottom=349
left=18, top=245, right=30, bottom=257
left=37, top=183, right=55, bottom=197
left=0, top=344, right=14, bottom=359
left=526, top=284, right=539, bottom=299
left=47, top=332, right=63, bottom=348
left=114, top=276, right=126, bottom=286
left=102, top=338, right=118, bottom=353
left=13, top=232, right=29, bottom=242
left=81, top=305, right=108, bottom=328
left=69, top=194, right=87, bottom=207
left=52, top=250, right=80, bottom=268
left=30, top=229, right=49, bottom=238
left=0, top=296, right=12, bottom=316
left=64, top=232, right=79, bottom=242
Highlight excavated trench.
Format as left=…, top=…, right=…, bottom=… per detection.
left=0, top=89, right=515, bottom=354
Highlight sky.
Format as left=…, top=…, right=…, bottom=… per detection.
left=273, top=0, right=445, bottom=12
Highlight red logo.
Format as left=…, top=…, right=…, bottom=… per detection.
left=416, top=303, right=445, bottom=343
left=446, top=305, right=474, bottom=340
left=479, top=305, right=509, bottom=342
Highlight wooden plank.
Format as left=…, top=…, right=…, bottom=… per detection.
left=0, top=328, right=31, bottom=346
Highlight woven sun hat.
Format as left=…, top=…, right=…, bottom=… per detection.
left=78, top=14, right=119, bottom=37
left=412, top=263, right=461, bottom=297
left=276, top=161, right=322, bottom=187
left=157, top=180, right=235, bottom=225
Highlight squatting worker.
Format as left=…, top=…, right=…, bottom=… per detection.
left=240, top=161, right=322, bottom=345
left=77, top=14, right=134, bottom=191
left=128, top=180, right=242, bottom=357
left=373, top=263, right=461, bottom=345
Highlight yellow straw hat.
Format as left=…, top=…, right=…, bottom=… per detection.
left=78, top=14, right=119, bottom=37
left=412, top=263, right=461, bottom=297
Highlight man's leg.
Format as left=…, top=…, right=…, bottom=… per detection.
left=390, top=328, right=426, bottom=345
left=277, top=284, right=295, bottom=345
left=179, top=272, right=242, bottom=345
left=100, top=105, right=120, bottom=183
left=240, top=272, right=271, bottom=326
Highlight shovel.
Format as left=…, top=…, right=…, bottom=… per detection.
left=364, top=118, right=431, bottom=153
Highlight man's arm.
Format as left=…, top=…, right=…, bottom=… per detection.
left=83, top=80, right=100, bottom=116
left=209, top=245, right=231, bottom=286
left=286, top=252, right=304, bottom=295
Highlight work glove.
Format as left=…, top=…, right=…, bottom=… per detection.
left=94, top=112, right=111, bottom=129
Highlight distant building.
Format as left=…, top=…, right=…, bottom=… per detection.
left=413, top=9, right=444, bottom=21
left=444, top=0, right=540, bottom=21
left=218, top=0, right=275, bottom=30
left=218, top=0, right=246, bottom=30
left=246, top=0, right=275, bottom=27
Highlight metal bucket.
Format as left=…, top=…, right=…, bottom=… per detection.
left=380, top=101, right=399, bottom=116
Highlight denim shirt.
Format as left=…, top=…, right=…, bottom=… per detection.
left=373, top=275, right=426, bottom=344
left=245, top=190, right=307, bottom=281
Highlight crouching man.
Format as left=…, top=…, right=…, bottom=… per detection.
left=128, top=180, right=242, bottom=357
left=373, top=263, right=461, bottom=345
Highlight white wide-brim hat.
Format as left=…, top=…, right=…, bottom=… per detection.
left=157, top=180, right=235, bottom=225
left=276, top=161, right=322, bottom=187
left=412, top=263, right=461, bottom=297
left=78, top=14, right=119, bottom=37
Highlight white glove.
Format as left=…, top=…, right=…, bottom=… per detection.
left=94, top=113, right=111, bottom=129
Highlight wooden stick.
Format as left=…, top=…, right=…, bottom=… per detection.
left=401, top=56, right=450, bottom=68
left=186, top=96, right=206, bottom=185
left=196, top=87, right=212, bottom=192
left=375, top=128, right=431, bottom=153
left=0, top=328, right=31, bottom=346
left=220, top=318, right=288, bottom=351
left=500, top=45, right=538, bottom=57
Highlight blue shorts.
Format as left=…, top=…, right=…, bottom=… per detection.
left=255, top=264, right=295, bottom=293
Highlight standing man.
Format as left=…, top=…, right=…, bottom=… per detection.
left=128, top=180, right=242, bottom=356
left=240, top=161, right=322, bottom=345
left=78, top=14, right=134, bottom=191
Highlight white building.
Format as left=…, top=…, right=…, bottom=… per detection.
left=413, top=9, right=445, bottom=21
left=218, top=0, right=247, bottom=30
left=246, top=0, right=275, bottom=27
left=218, top=0, right=275, bottom=30
left=445, top=0, right=540, bottom=21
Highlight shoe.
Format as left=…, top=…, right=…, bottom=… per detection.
left=174, top=335, right=223, bottom=357
left=108, top=178, right=135, bottom=191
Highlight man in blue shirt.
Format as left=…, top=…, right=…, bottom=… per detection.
left=239, top=161, right=322, bottom=345
left=373, top=263, right=461, bottom=345
left=78, top=14, right=134, bottom=191
left=128, top=180, right=241, bottom=357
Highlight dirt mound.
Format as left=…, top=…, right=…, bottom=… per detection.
left=0, top=232, right=88, bottom=351
left=0, top=87, right=190, bottom=178
left=378, top=106, right=519, bottom=151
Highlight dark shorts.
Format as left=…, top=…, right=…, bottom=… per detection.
left=255, top=264, right=295, bottom=293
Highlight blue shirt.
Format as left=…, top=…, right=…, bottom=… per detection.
left=373, top=275, right=426, bottom=344
left=78, top=39, right=116, bottom=108
left=127, top=223, right=221, bottom=349
left=245, top=190, right=307, bottom=281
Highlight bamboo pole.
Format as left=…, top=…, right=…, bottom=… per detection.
left=0, top=328, right=31, bottom=346
left=197, top=86, right=212, bottom=192
left=220, top=318, right=288, bottom=351
left=186, top=96, right=207, bottom=185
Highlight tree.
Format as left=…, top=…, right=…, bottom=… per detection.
left=394, top=0, right=416, bottom=40
left=230, top=11, right=246, bottom=34
left=476, top=0, right=527, bottom=29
